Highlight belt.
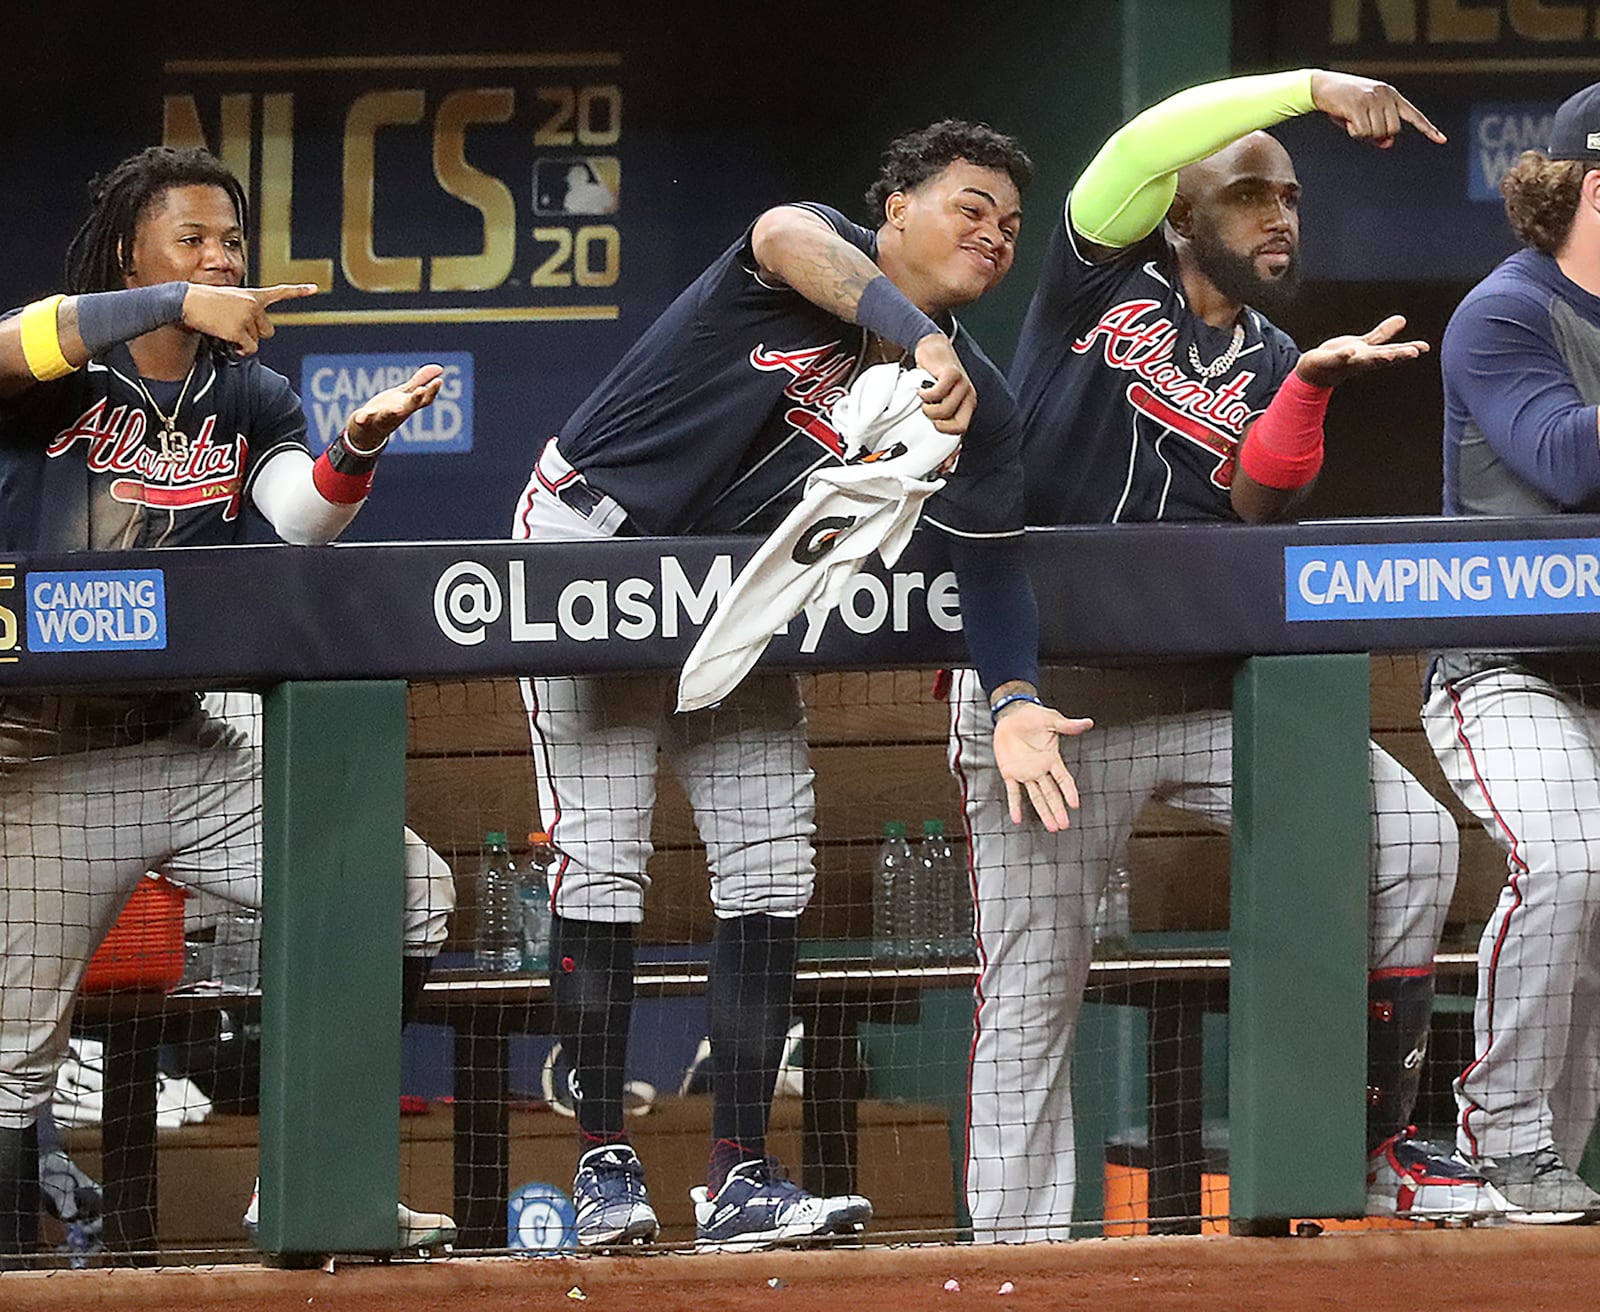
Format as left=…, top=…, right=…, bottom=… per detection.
left=536, top=439, right=634, bottom=537
left=555, top=476, right=612, bottom=520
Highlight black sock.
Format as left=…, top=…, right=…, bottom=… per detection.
left=551, top=914, right=635, bottom=1147
left=707, top=913, right=797, bottom=1192
left=0, top=1122, right=39, bottom=1267
left=1367, top=971, right=1435, bottom=1151
left=401, top=952, right=434, bottom=1028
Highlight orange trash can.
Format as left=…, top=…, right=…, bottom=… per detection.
left=81, top=876, right=188, bottom=994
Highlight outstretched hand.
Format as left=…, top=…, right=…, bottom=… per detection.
left=1294, top=315, right=1429, bottom=388
left=1309, top=71, right=1446, bottom=148
left=346, top=365, right=446, bottom=451
left=992, top=701, right=1095, bottom=832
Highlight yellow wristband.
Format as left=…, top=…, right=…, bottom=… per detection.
left=19, top=295, right=75, bottom=381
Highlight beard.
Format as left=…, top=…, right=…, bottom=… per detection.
left=1188, top=221, right=1301, bottom=316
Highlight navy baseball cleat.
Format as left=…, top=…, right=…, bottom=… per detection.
left=1366, top=1132, right=1507, bottom=1221
left=572, top=1144, right=660, bottom=1247
left=692, top=1157, right=872, bottom=1252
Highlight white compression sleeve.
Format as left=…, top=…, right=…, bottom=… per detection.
left=249, top=448, right=363, bottom=545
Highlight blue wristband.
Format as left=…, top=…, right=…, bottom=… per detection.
left=856, top=275, right=942, bottom=355
left=75, top=283, right=189, bottom=358
left=990, top=692, right=1044, bottom=724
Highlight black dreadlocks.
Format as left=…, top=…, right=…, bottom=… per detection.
left=65, top=146, right=248, bottom=294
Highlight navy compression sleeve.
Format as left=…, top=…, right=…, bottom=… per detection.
left=947, top=535, right=1041, bottom=696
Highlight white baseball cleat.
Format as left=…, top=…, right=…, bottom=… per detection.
left=1366, top=1133, right=1508, bottom=1221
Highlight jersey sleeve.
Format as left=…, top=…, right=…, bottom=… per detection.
left=921, top=330, right=1025, bottom=538
left=1025, top=199, right=1169, bottom=346
left=240, top=361, right=311, bottom=498
left=1442, top=287, right=1600, bottom=507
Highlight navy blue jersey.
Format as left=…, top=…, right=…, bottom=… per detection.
left=0, top=338, right=305, bottom=552
left=556, top=203, right=1025, bottom=540
left=1011, top=200, right=1301, bottom=526
left=1441, top=248, right=1600, bottom=518
left=1437, top=248, right=1600, bottom=690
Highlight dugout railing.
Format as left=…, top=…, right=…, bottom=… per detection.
left=2, top=516, right=1588, bottom=1258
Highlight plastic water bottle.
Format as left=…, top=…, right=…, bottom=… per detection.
left=520, top=831, right=556, bottom=972
left=475, top=831, right=522, bottom=972
left=872, top=821, right=915, bottom=959
left=916, top=819, right=970, bottom=961
left=1094, top=864, right=1133, bottom=956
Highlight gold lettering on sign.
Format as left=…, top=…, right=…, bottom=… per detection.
left=1330, top=0, right=1420, bottom=42
left=431, top=88, right=517, bottom=292
left=1507, top=0, right=1587, bottom=38
left=162, top=94, right=255, bottom=207
left=342, top=89, right=425, bottom=293
left=259, top=94, right=334, bottom=288
left=0, top=567, right=17, bottom=660
left=1428, top=0, right=1501, bottom=40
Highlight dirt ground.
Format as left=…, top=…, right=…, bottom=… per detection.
left=4, top=1228, right=1600, bottom=1312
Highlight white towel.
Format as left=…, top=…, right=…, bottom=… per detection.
left=677, top=364, right=958, bottom=712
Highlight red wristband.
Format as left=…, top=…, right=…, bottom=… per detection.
left=1238, top=370, right=1331, bottom=491
left=311, top=431, right=378, bottom=505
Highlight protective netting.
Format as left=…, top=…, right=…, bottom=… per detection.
left=0, top=654, right=1525, bottom=1264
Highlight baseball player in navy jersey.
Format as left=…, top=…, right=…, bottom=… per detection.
left=949, top=71, right=1502, bottom=1241
left=1424, top=83, right=1600, bottom=1223
left=511, top=120, right=1090, bottom=1251
left=0, top=146, right=456, bottom=1263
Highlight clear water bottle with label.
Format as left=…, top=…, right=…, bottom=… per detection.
left=872, top=821, right=915, bottom=959
left=474, top=831, right=522, bottom=972
left=917, top=819, right=970, bottom=961
left=521, top=830, right=556, bottom=972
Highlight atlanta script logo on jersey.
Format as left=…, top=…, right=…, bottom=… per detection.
left=749, top=340, right=857, bottom=457
left=47, top=400, right=248, bottom=519
left=1072, top=297, right=1258, bottom=489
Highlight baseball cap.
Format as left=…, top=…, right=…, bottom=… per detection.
left=1548, top=82, right=1600, bottom=160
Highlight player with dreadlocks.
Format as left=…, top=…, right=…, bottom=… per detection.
left=0, top=145, right=456, bottom=1263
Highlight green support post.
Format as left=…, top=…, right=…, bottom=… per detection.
left=258, top=681, right=407, bottom=1258
left=1230, top=655, right=1369, bottom=1233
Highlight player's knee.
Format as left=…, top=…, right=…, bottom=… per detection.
left=402, top=837, right=457, bottom=952
left=709, top=870, right=814, bottom=918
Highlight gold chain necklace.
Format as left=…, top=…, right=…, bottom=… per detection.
left=135, top=360, right=199, bottom=459
left=1187, top=322, right=1245, bottom=380
left=863, top=332, right=908, bottom=368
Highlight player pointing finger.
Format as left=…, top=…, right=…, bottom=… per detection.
left=1310, top=70, right=1447, bottom=148
left=179, top=281, right=320, bottom=356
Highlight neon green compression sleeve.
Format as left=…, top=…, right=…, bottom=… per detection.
left=1070, top=69, right=1317, bottom=250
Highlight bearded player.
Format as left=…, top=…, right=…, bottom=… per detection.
left=950, top=70, right=1500, bottom=1240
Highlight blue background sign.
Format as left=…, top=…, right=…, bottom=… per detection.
left=26, top=569, right=168, bottom=651
left=1286, top=538, right=1600, bottom=621
left=301, top=353, right=475, bottom=455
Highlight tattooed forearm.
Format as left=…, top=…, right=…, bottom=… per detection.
left=750, top=207, right=884, bottom=322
